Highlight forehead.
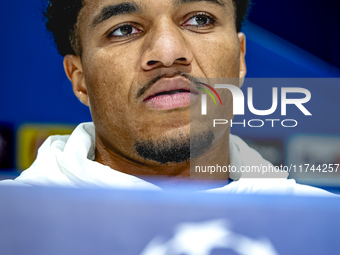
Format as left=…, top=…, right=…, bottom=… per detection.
left=83, top=0, right=231, bottom=9
left=79, top=0, right=233, bottom=27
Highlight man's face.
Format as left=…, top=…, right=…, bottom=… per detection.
left=69, top=0, right=246, bottom=166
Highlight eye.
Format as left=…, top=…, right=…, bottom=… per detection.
left=182, top=13, right=216, bottom=28
left=108, top=24, right=142, bottom=37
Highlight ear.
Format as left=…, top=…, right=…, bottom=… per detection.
left=63, top=55, right=89, bottom=106
left=238, top=32, right=247, bottom=81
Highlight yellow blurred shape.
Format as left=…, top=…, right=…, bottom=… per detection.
left=17, top=124, right=75, bottom=171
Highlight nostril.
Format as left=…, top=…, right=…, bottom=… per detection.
left=147, top=60, right=158, bottom=65
left=178, top=58, right=186, bottom=61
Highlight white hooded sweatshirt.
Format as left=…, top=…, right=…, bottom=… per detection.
left=1, top=123, right=332, bottom=196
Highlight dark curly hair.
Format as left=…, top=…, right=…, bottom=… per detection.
left=44, top=0, right=252, bottom=56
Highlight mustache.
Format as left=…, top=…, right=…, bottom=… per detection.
left=136, top=71, right=202, bottom=99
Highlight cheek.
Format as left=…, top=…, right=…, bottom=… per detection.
left=82, top=47, right=139, bottom=126
left=191, top=34, right=240, bottom=78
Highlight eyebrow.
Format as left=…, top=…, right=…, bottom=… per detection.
left=90, top=0, right=226, bottom=29
left=91, top=2, right=141, bottom=29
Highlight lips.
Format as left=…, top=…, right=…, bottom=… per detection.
left=143, top=76, right=199, bottom=110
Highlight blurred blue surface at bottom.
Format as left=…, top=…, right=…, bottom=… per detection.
left=0, top=186, right=339, bottom=255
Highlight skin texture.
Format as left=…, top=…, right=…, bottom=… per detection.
left=63, top=0, right=247, bottom=188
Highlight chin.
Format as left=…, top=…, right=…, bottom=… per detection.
left=134, top=122, right=214, bottom=165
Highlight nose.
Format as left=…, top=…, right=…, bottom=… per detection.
left=141, top=20, right=193, bottom=71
